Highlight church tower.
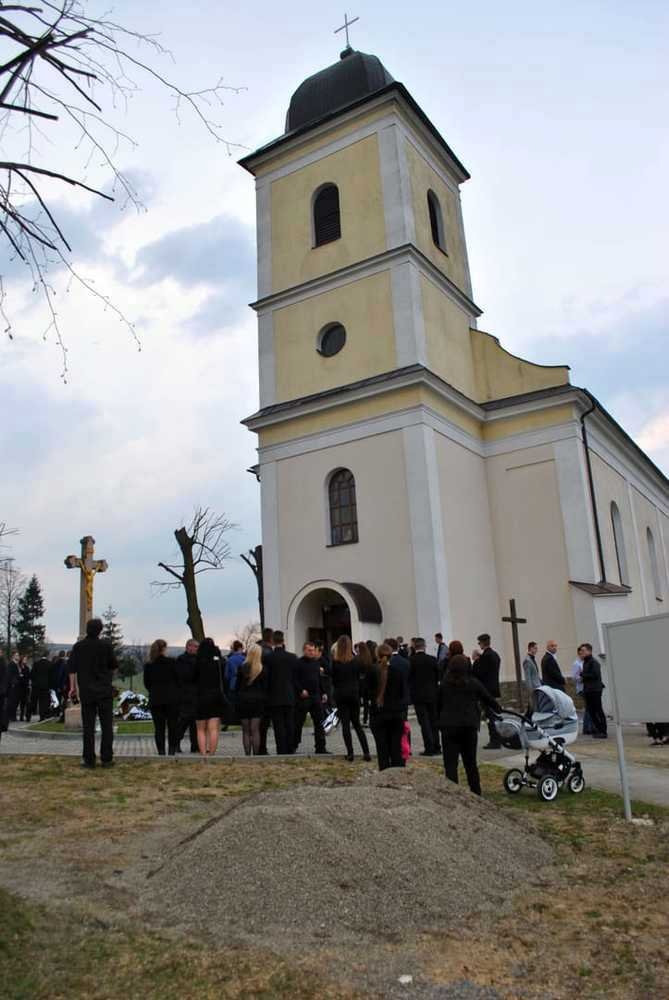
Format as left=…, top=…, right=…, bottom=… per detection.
left=239, top=45, right=621, bottom=657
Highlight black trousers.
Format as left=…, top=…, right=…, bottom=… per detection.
left=336, top=696, right=370, bottom=757
left=370, top=716, right=404, bottom=770
left=81, top=697, right=113, bottom=765
left=583, top=690, right=607, bottom=736
left=6, top=686, right=19, bottom=722
left=485, top=708, right=501, bottom=747
left=293, top=699, right=326, bottom=752
left=29, top=688, right=51, bottom=721
left=176, top=712, right=198, bottom=752
left=271, top=706, right=294, bottom=755
left=0, top=695, right=6, bottom=738
left=17, top=689, right=29, bottom=720
left=414, top=701, right=440, bottom=753
left=257, top=712, right=271, bottom=755
left=441, top=725, right=481, bottom=795
left=151, top=704, right=180, bottom=755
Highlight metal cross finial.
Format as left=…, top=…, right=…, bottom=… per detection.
left=334, top=12, right=359, bottom=49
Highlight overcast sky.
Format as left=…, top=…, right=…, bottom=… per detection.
left=1, top=0, right=667, bottom=645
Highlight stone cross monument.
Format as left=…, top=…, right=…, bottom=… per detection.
left=64, top=536, right=108, bottom=639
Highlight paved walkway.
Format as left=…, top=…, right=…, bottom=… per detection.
left=2, top=720, right=668, bottom=808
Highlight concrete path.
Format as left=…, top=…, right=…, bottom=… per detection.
left=2, top=720, right=667, bottom=809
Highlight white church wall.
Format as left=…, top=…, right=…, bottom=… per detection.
left=485, top=445, right=577, bottom=680
left=631, top=486, right=667, bottom=608
left=273, top=430, right=419, bottom=640
left=434, top=433, right=501, bottom=651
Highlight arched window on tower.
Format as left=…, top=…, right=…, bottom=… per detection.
left=427, top=189, right=447, bottom=252
left=328, top=468, right=358, bottom=546
left=313, top=184, right=341, bottom=247
left=647, top=527, right=663, bottom=601
left=610, top=501, right=629, bottom=586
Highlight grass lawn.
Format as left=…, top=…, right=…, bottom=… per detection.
left=27, top=720, right=155, bottom=735
left=0, top=756, right=667, bottom=1000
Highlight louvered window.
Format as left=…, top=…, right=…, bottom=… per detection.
left=314, top=185, right=341, bottom=246
left=329, top=469, right=358, bottom=546
left=427, top=189, right=447, bottom=252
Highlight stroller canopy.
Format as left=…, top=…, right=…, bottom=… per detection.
left=534, top=686, right=577, bottom=721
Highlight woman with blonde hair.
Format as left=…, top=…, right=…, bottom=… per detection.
left=368, top=642, right=410, bottom=770
left=332, top=635, right=371, bottom=762
left=234, top=644, right=268, bottom=755
left=194, top=638, right=226, bottom=756
left=143, top=639, right=180, bottom=755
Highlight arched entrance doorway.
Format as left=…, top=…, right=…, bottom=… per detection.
left=287, top=580, right=383, bottom=652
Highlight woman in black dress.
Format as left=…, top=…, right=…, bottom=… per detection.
left=332, top=635, right=371, bottom=762
left=193, top=638, right=226, bottom=756
left=438, top=653, right=501, bottom=795
left=368, top=642, right=410, bottom=770
left=143, top=640, right=180, bottom=755
left=235, top=645, right=267, bottom=755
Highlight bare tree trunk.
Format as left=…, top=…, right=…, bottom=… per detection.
left=175, top=527, right=205, bottom=641
left=241, top=545, right=264, bottom=630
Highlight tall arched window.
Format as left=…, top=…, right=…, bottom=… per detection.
left=328, top=469, right=358, bottom=546
left=427, top=189, right=447, bottom=252
left=610, top=501, right=629, bottom=586
left=313, top=184, right=341, bottom=247
left=647, top=527, right=663, bottom=600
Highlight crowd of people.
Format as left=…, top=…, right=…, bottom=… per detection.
left=0, top=648, right=70, bottom=732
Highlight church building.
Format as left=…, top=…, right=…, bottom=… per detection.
left=240, top=46, right=669, bottom=674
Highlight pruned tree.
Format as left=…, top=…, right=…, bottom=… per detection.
left=233, top=620, right=261, bottom=650
left=154, top=507, right=236, bottom=641
left=0, top=560, right=26, bottom=656
left=240, top=544, right=264, bottom=629
left=0, top=1, right=242, bottom=377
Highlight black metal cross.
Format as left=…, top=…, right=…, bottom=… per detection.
left=502, top=598, right=527, bottom=707
left=334, top=12, right=359, bottom=49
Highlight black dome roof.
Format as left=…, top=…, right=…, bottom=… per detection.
left=286, top=48, right=394, bottom=133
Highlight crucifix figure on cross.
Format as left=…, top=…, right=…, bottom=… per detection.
left=64, top=535, right=108, bottom=639
left=334, top=12, right=359, bottom=50
left=501, top=597, right=527, bottom=707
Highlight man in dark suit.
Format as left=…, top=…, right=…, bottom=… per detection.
left=473, top=632, right=502, bottom=748
left=409, top=638, right=441, bottom=755
left=29, top=653, right=52, bottom=721
left=293, top=641, right=328, bottom=753
left=266, top=630, right=299, bottom=754
left=0, top=653, right=8, bottom=739
left=68, top=617, right=118, bottom=768
left=541, top=640, right=566, bottom=690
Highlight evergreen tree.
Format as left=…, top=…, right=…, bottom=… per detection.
left=101, top=605, right=124, bottom=654
left=16, top=574, right=46, bottom=657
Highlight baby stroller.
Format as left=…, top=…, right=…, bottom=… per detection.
left=494, top=686, right=585, bottom=802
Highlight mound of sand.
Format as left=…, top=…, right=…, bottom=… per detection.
left=146, top=768, right=552, bottom=946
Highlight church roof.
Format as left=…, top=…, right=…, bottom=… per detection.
left=285, top=48, right=394, bottom=132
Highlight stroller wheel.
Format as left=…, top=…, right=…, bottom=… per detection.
left=537, top=775, right=559, bottom=802
left=503, top=768, right=524, bottom=794
left=567, top=771, right=585, bottom=794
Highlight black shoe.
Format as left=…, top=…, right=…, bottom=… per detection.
left=316, top=749, right=331, bottom=755
left=431, top=749, right=442, bottom=756
left=363, top=753, right=372, bottom=762
left=345, top=753, right=354, bottom=762
left=101, top=760, right=115, bottom=768
left=420, top=750, right=432, bottom=756
left=81, top=761, right=95, bottom=769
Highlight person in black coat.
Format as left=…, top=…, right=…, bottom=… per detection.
left=293, top=641, right=328, bottom=753
left=174, top=639, right=199, bottom=753
left=369, top=642, right=410, bottom=770
left=473, top=633, right=502, bottom=749
left=193, top=638, right=227, bottom=756
left=235, top=645, right=268, bottom=755
left=579, top=643, right=607, bottom=738
left=332, top=635, right=371, bottom=762
left=68, top=618, right=118, bottom=768
left=0, top=654, right=8, bottom=740
left=266, top=630, right=298, bottom=755
left=5, top=653, right=20, bottom=724
left=409, top=638, right=441, bottom=756
left=143, top=639, right=180, bottom=756
left=438, top=654, right=501, bottom=795
left=29, top=654, right=53, bottom=721
left=17, top=656, right=31, bottom=721
left=541, top=641, right=566, bottom=691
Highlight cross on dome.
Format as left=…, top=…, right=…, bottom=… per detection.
left=334, top=12, right=359, bottom=51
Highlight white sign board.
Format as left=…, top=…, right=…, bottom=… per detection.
left=602, top=612, right=669, bottom=724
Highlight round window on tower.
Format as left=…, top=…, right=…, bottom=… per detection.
left=317, top=322, right=346, bottom=357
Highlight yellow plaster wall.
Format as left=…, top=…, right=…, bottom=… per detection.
left=482, top=404, right=575, bottom=442
left=270, top=134, right=386, bottom=293
left=471, top=329, right=570, bottom=403
left=420, top=276, right=477, bottom=398
left=273, top=271, right=396, bottom=404
left=405, top=139, right=468, bottom=291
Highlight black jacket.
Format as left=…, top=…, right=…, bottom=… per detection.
left=296, top=656, right=324, bottom=701
left=143, top=655, right=180, bottom=707
left=0, top=656, right=7, bottom=696
left=332, top=656, right=365, bottom=702
left=581, top=654, right=604, bottom=694
left=409, top=651, right=439, bottom=704
left=541, top=652, right=566, bottom=691
left=175, top=652, right=198, bottom=711
left=68, top=637, right=117, bottom=701
left=369, top=658, right=410, bottom=719
left=472, top=647, right=501, bottom=697
left=438, top=676, right=501, bottom=729
left=266, top=647, right=299, bottom=707
left=31, top=656, right=52, bottom=692
left=235, top=665, right=268, bottom=714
